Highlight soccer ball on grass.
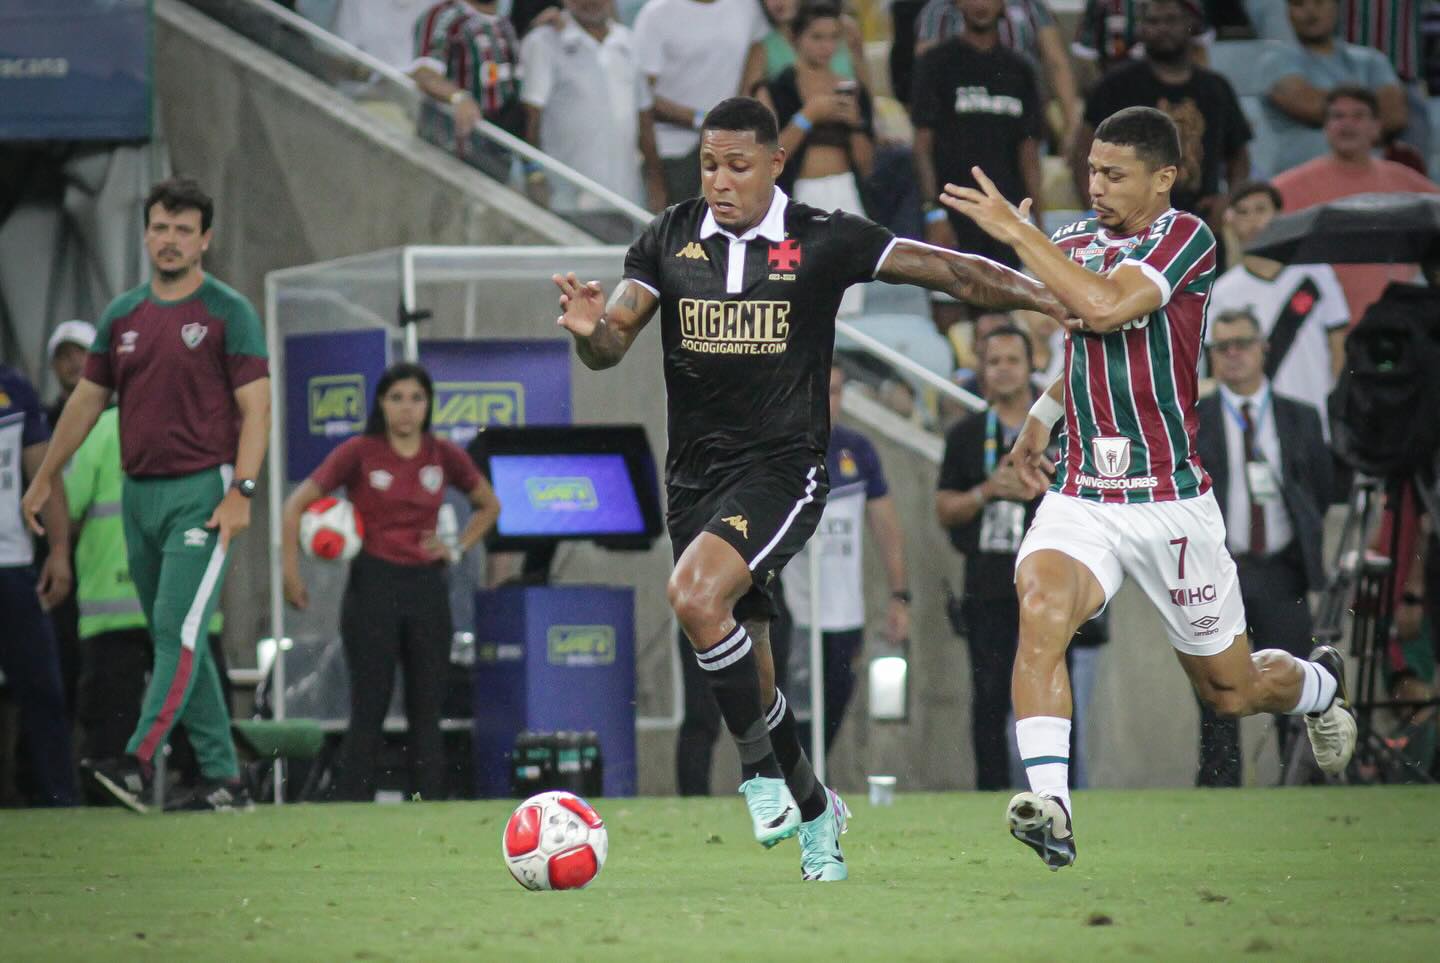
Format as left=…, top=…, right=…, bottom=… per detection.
left=502, top=791, right=608, bottom=891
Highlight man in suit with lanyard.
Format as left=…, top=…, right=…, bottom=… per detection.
left=1195, top=308, right=1333, bottom=785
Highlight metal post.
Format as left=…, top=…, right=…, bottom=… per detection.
left=402, top=248, right=419, bottom=362
left=808, top=537, right=825, bottom=786
left=264, top=275, right=288, bottom=805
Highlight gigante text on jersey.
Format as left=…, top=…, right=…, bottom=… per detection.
left=678, top=298, right=791, bottom=355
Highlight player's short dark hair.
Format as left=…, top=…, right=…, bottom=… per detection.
left=1325, top=85, right=1379, bottom=117
left=1211, top=309, right=1262, bottom=335
left=1093, top=106, right=1181, bottom=171
left=1229, top=180, right=1282, bottom=210
left=366, top=361, right=435, bottom=435
left=702, top=97, right=780, bottom=148
left=144, top=177, right=213, bottom=232
left=793, top=2, right=843, bottom=37
left=981, top=324, right=1034, bottom=367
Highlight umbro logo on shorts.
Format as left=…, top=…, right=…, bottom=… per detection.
left=183, top=527, right=209, bottom=548
left=674, top=242, right=708, bottom=261
left=722, top=514, right=749, bottom=539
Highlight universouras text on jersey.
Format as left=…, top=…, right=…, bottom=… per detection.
left=678, top=298, right=791, bottom=355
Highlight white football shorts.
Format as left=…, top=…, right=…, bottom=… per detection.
left=1014, top=490, right=1246, bottom=656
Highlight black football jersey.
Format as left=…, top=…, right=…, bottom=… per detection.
left=623, top=190, right=896, bottom=488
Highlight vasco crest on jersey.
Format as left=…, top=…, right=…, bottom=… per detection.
left=767, top=239, right=801, bottom=281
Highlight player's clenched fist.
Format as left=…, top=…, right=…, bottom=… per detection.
left=552, top=272, right=606, bottom=338
left=1008, top=417, right=1057, bottom=498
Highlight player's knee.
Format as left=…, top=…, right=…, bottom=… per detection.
left=666, top=572, right=725, bottom=641
left=1017, top=587, right=1076, bottom=646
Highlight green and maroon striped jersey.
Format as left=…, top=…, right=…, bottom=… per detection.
left=1342, top=0, right=1419, bottom=82
left=84, top=275, right=268, bottom=478
left=413, top=0, right=521, bottom=121
left=1050, top=209, right=1217, bottom=504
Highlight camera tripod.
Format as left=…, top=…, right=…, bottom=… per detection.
left=1284, top=474, right=1440, bottom=784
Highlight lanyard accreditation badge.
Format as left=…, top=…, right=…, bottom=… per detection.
left=1221, top=389, right=1282, bottom=504
left=978, top=409, right=1026, bottom=553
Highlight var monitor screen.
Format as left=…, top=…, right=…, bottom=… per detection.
left=469, top=426, right=662, bottom=551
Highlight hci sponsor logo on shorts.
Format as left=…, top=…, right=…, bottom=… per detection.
left=547, top=625, right=616, bottom=666
left=1169, top=584, right=1217, bottom=607
left=308, top=374, right=366, bottom=436
left=526, top=476, right=598, bottom=512
left=432, top=381, right=525, bottom=445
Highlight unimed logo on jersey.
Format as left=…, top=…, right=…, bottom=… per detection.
left=677, top=298, right=791, bottom=355
left=432, top=381, right=525, bottom=443
left=308, top=374, right=366, bottom=436
left=525, top=476, right=598, bottom=512
left=547, top=625, right=616, bottom=666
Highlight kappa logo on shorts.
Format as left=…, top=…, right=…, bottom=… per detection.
left=183, top=527, right=208, bottom=548
left=722, top=514, right=750, bottom=539
left=675, top=242, right=709, bottom=261
left=1090, top=436, right=1132, bottom=478
left=180, top=322, right=207, bottom=349
left=419, top=465, right=443, bottom=493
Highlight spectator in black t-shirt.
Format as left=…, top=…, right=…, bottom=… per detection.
left=1071, top=0, right=1250, bottom=244
left=936, top=325, right=1040, bottom=791
left=911, top=0, right=1045, bottom=273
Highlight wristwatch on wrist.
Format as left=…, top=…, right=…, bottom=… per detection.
left=232, top=478, right=257, bottom=498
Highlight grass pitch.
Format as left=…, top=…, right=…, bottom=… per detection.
left=3, top=788, right=1436, bottom=961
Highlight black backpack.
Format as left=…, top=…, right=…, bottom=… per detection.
left=1329, top=283, right=1440, bottom=478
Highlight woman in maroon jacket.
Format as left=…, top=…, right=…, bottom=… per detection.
left=282, top=362, right=499, bottom=801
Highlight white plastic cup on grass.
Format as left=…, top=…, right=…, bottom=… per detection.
left=867, top=775, right=896, bottom=806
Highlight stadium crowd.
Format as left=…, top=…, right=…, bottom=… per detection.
left=4, top=0, right=1440, bottom=806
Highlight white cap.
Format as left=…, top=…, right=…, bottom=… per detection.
left=47, top=320, right=96, bottom=358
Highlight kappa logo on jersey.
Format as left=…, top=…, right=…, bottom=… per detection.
left=674, top=242, right=709, bottom=261
left=180, top=322, right=207, bottom=349
left=118, top=330, right=139, bottom=355
left=722, top=514, right=749, bottom=539
left=182, top=527, right=208, bottom=548
left=419, top=465, right=443, bottom=493
left=369, top=469, right=393, bottom=491
left=768, top=239, right=802, bottom=271
left=678, top=299, right=791, bottom=355
left=1091, top=436, right=1132, bottom=478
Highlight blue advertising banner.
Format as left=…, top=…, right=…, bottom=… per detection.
left=284, top=329, right=390, bottom=482
left=0, top=0, right=152, bottom=141
left=418, top=339, right=572, bottom=446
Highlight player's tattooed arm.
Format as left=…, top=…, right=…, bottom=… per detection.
left=552, top=274, right=659, bottom=370
left=876, top=239, right=1068, bottom=322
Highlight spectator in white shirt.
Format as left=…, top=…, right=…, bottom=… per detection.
left=1208, top=181, right=1347, bottom=439
left=521, top=0, right=666, bottom=215
left=633, top=0, right=767, bottom=204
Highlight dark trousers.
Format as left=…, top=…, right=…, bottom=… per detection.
left=794, top=629, right=866, bottom=758
left=335, top=553, right=453, bottom=802
left=1197, top=550, right=1314, bottom=787
left=964, top=596, right=1019, bottom=792
left=73, top=626, right=230, bottom=783
left=661, top=147, right=701, bottom=207
left=0, top=565, right=77, bottom=805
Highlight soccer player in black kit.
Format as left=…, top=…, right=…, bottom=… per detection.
left=553, top=97, right=1063, bottom=882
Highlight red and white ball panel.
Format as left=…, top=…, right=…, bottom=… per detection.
left=299, top=495, right=364, bottom=561
left=501, top=791, right=608, bottom=891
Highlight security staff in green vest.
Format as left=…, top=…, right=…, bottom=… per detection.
left=65, top=406, right=226, bottom=791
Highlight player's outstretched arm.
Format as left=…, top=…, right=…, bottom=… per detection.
left=552, top=273, right=659, bottom=371
left=941, top=168, right=1164, bottom=332
left=875, top=239, right=1067, bottom=322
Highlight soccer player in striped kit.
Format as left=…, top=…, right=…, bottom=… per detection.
left=22, top=178, right=268, bottom=813
left=944, top=106, right=1357, bottom=871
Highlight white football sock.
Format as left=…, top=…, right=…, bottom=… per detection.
left=1015, top=715, right=1072, bottom=816
left=1287, top=660, right=1338, bottom=715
